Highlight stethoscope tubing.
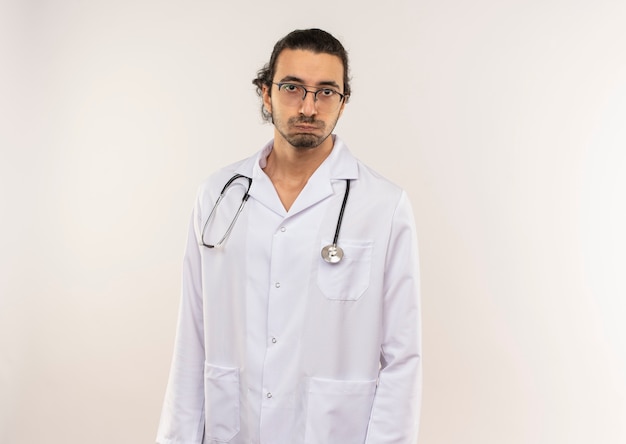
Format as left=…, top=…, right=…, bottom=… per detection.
left=201, top=175, right=351, bottom=264
left=201, top=174, right=252, bottom=248
left=331, top=179, right=350, bottom=246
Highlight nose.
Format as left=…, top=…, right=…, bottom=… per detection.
left=299, top=90, right=317, bottom=116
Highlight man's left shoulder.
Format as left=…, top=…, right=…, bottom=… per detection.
left=355, top=160, right=405, bottom=197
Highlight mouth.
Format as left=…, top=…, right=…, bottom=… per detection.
left=293, top=124, right=319, bottom=132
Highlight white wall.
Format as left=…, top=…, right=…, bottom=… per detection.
left=1, top=1, right=625, bottom=443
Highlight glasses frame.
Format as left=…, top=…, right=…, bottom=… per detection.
left=272, top=82, right=347, bottom=112
left=200, top=174, right=252, bottom=249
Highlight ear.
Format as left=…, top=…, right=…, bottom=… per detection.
left=262, top=84, right=272, bottom=115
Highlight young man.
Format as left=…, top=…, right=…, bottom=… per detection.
left=157, top=29, right=422, bottom=444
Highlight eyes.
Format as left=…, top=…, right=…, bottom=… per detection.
left=272, top=82, right=346, bottom=112
left=278, top=83, right=340, bottom=99
left=281, top=83, right=299, bottom=92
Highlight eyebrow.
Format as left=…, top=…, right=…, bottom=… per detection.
left=278, top=75, right=341, bottom=90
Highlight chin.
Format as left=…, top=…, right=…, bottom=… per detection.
left=289, top=135, right=323, bottom=149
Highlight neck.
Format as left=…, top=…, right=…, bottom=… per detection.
left=262, top=134, right=334, bottom=211
left=266, top=133, right=334, bottom=183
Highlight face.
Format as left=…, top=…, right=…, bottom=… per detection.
left=262, top=49, right=346, bottom=150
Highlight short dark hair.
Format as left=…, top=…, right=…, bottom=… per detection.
left=252, top=28, right=351, bottom=122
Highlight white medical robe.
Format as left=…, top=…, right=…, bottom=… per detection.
left=157, top=136, right=422, bottom=444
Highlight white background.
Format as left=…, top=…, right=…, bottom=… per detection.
left=1, top=1, right=625, bottom=443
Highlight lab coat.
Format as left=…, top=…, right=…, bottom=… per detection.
left=157, top=136, right=422, bottom=444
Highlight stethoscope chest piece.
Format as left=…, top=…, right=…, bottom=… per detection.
left=322, top=244, right=344, bottom=264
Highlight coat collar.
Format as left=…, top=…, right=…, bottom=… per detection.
left=235, top=135, right=358, bottom=217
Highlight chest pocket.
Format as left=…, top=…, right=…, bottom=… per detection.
left=317, top=240, right=373, bottom=301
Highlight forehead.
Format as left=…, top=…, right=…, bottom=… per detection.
left=274, top=49, right=344, bottom=86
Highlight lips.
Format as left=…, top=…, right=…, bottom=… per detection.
left=293, top=120, right=323, bottom=131
left=294, top=125, right=318, bottom=131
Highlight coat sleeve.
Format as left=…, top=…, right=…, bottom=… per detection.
left=365, top=191, right=422, bottom=443
left=156, top=204, right=206, bottom=444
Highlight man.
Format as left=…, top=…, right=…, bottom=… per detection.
left=157, top=28, right=421, bottom=444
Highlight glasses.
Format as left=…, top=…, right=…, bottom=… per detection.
left=200, top=174, right=252, bottom=248
left=272, top=82, right=347, bottom=113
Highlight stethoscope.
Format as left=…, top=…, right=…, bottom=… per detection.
left=200, top=174, right=351, bottom=264
left=321, top=179, right=350, bottom=264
